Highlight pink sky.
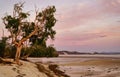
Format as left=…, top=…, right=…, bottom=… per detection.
left=0, top=0, right=120, bottom=52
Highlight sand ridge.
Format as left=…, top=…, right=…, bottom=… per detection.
left=0, top=60, right=48, bottom=77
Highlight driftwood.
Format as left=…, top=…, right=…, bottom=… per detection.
left=0, top=57, right=13, bottom=64
left=0, top=57, right=22, bottom=65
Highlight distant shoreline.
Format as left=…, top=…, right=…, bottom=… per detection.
left=59, top=54, right=120, bottom=59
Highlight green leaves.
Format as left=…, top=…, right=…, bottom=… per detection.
left=3, top=3, right=57, bottom=50
left=19, top=12, right=30, bottom=19
left=8, top=18, right=19, bottom=28
left=3, top=15, right=20, bottom=34
left=2, top=3, right=31, bottom=35
left=30, top=6, right=57, bottom=46
left=22, top=22, right=35, bottom=37
left=1, top=2, right=57, bottom=60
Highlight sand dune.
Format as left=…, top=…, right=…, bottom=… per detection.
left=0, top=60, right=48, bottom=77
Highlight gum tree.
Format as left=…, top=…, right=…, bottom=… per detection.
left=2, top=3, right=56, bottom=64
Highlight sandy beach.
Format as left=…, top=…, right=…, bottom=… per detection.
left=0, top=55, right=120, bottom=77
left=0, top=59, right=69, bottom=77
left=0, top=60, right=48, bottom=77
left=29, top=54, right=120, bottom=77
left=60, top=58, right=120, bottom=77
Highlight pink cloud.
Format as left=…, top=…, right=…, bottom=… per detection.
left=55, top=2, right=101, bottom=30
left=55, top=0, right=120, bottom=31
left=99, top=0, right=120, bottom=14
left=48, top=23, right=120, bottom=49
left=47, top=0, right=120, bottom=52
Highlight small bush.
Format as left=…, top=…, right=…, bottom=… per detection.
left=0, top=37, right=58, bottom=58
left=29, top=46, right=59, bottom=57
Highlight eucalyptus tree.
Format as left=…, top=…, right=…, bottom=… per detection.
left=2, top=3, right=56, bottom=64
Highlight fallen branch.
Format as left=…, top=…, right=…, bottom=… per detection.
left=0, top=57, right=13, bottom=64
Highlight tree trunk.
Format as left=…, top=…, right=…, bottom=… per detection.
left=14, top=44, right=22, bottom=65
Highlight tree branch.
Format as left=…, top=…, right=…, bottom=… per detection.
left=20, top=26, right=38, bottom=44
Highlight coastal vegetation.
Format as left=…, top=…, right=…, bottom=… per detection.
left=0, top=2, right=58, bottom=65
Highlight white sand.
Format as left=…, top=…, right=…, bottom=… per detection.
left=0, top=60, right=48, bottom=77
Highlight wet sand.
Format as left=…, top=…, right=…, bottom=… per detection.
left=59, top=59, right=120, bottom=77
left=29, top=54, right=120, bottom=77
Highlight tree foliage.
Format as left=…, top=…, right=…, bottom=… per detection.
left=0, top=37, right=8, bottom=57
left=28, top=46, right=58, bottom=57
left=2, top=2, right=57, bottom=64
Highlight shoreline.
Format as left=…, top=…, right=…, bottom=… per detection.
left=59, top=54, right=120, bottom=59
left=28, top=55, right=120, bottom=77
left=1, top=55, right=120, bottom=77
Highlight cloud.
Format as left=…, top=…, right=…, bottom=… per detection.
left=55, top=1, right=96, bottom=30
left=55, top=0, right=120, bottom=32
left=51, top=19, right=120, bottom=50
left=0, top=0, right=120, bottom=52
left=99, top=0, right=120, bottom=14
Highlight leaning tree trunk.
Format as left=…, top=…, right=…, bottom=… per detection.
left=13, top=28, right=38, bottom=65
left=14, top=44, right=22, bottom=65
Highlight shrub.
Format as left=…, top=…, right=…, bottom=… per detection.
left=29, top=46, right=59, bottom=57
left=46, top=46, right=59, bottom=57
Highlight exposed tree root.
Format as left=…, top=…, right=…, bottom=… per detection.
left=0, top=57, right=22, bottom=65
